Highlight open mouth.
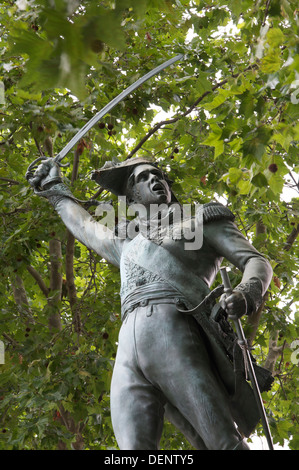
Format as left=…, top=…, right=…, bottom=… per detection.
left=152, top=183, right=165, bottom=192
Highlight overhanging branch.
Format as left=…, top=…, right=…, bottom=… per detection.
left=126, top=64, right=258, bottom=160
left=26, top=265, right=49, bottom=297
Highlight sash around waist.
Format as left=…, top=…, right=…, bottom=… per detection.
left=121, top=281, right=192, bottom=318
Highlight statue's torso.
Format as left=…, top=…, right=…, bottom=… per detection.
left=119, top=223, right=223, bottom=315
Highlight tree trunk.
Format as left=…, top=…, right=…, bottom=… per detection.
left=66, top=229, right=81, bottom=334
left=48, top=238, right=63, bottom=331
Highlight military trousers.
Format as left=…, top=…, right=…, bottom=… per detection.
left=110, top=302, right=249, bottom=450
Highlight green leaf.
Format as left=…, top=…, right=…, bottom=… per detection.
left=228, top=167, right=243, bottom=184
left=239, top=91, right=254, bottom=119
left=251, top=173, right=268, bottom=188
left=242, top=138, right=265, bottom=161
left=214, top=139, right=224, bottom=158
left=228, top=137, right=243, bottom=153
left=266, top=28, right=285, bottom=47
left=261, top=49, right=282, bottom=73
left=268, top=173, right=284, bottom=194
left=237, top=179, right=251, bottom=194
left=195, top=75, right=212, bottom=94
left=202, top=129, right=224, bottom=158
left=204, top=90, right=228, bottom=111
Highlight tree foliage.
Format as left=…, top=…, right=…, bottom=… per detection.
left=0, top=0, right=298, bottom=450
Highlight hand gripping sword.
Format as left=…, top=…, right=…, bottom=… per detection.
left=26, top=54, right=184, bottom=182
left=220, top=267, right=274, bottom=451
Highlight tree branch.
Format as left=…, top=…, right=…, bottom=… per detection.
left=92, top=186, right=105, bottom=199
left=11, top=274, right=34, bottom=326
left=26, top=265, right=49, bottom=297
left=57, top=404, right=85, bottom=450
left=284, top=224, right=299, bottom=252
left=264, top=332, right=286, bottom=375
left=126, top=64, right=258, bottom=159
left=288, top=171, right=299, bottom=192
left=2, top=332, right=19, bottom=347
left=247, top=293, right=268, bottom=346
left=33, top=137, right=44, bottom=157
left=0, top=177, right=20, bottom=185
left=262, top=0, right=272, bottom=26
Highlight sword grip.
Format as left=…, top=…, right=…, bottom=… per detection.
left=220, top=267, right=233, bottom=296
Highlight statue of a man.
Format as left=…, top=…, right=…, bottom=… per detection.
left=28, top=156, right=273, bottom=450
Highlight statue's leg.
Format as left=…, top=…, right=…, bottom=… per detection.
left=110, top=309, right=166, bottom=450
left=164, top=402, right=208, bottom=450
left=134, top=304, right=248, bottom=450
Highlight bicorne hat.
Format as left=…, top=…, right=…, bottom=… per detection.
left=91, top=156, right=179, bottom=203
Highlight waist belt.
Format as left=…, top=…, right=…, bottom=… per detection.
left=122, top=297, right=187, bottom=322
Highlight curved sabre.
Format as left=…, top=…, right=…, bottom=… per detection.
left=54, top=53, right=184, bottom=165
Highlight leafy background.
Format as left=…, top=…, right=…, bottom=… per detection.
left=0, top=0, right=298, bottom=450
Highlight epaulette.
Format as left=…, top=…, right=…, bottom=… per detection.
left=203, top=202, right=235, bottom=224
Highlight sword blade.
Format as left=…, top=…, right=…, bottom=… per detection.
left=54, top=53, right=183, bottom=164
left=234, top=317, right=274, bottom=450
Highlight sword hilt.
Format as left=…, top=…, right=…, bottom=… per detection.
left=220, top=267, right=233, bottom=296
left=25, top=155, right=70, bottom=189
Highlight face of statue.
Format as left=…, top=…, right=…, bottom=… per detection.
left=126, top=164, right=172, bottom=207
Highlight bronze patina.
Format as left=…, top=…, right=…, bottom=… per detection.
left=27, top=155, right=273, bottom=451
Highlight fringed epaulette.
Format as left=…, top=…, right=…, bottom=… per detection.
left=203, top=202, right=235, bottom=224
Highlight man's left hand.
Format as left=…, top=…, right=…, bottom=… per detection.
left=221, top=291, right=247, bottom=319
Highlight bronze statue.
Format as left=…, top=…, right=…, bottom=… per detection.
left=27, top=156, right=273, bottom=450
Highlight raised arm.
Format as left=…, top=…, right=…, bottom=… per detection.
left=26, top=158, right=123, bottom=268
